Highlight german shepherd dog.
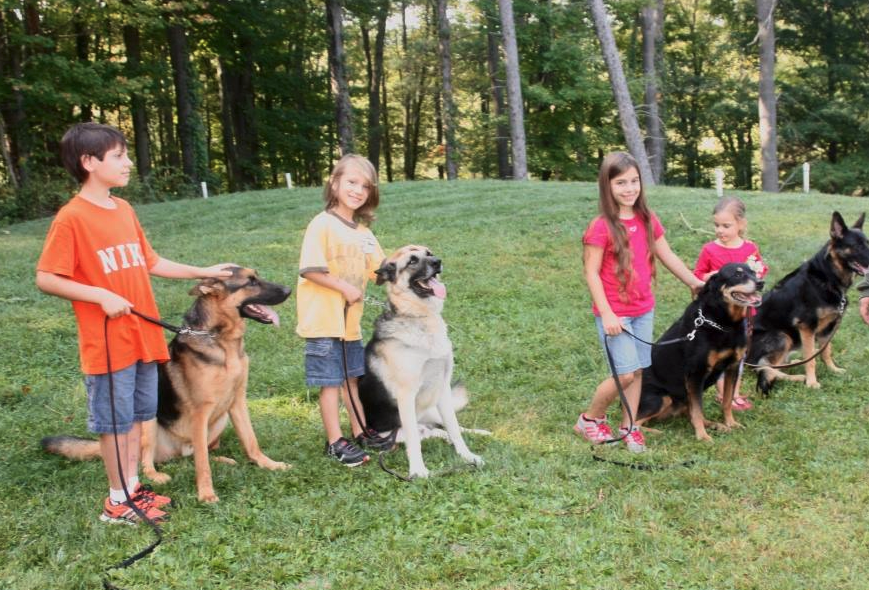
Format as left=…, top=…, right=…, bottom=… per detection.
left=637, top=263, right=764, bottom=441
left=358, top=246, right=484, bottom=479
left=42, top=267, right=292, bottom=503
left=747, top=212, right=869, bottom=394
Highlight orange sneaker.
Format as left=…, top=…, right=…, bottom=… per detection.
left=99, top=497, right=168, bottom=525
left=132, top=483, right=172, bottom=509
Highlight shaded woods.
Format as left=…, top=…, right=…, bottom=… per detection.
left=1, top=0, right=868, bottom=222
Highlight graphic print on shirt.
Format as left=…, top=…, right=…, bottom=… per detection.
left=96, top=242, right=147, bottom=274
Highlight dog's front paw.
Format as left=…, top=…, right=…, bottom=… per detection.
left=806, top=379, right=821, bottom=389
left=256, top=456, right=291, bottom=471
left=198, top=488, right=220, bottom=503
left=409, top=466, right=430, bottom=479
left=696, top=432, right=713, bottom=442
left=461, top=452, right=484, bottom=467
left=829, top=365, right=846, bottom=374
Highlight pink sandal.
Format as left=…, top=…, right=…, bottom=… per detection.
left=716, top=394, right=753, bottom=411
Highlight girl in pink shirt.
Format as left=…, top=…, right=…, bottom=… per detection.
left=693, top=196, right=767, bottom=410
left=574, top=152, right=703, bottom=452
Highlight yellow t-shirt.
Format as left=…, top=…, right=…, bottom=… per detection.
left=296, top=210, right=385, bottom=340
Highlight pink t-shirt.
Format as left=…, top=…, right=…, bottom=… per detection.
left=583, top=213, right=665, bottom=317
left=693, top=240, right=767, bottom=280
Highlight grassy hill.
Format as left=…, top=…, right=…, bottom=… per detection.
left=2, top=181, right=869, bottom=589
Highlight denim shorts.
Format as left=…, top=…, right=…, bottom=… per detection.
left=85, top=361, right=158, bottom=434
left=594, top=311, right=654, bottom=375
left=305, top=338, right=365, bottom=387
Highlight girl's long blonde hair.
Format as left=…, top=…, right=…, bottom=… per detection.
left=595, top=151, right=656, bottom=302
left=323, top=154, right=380, bottom=225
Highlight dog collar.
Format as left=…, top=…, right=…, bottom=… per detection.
left=684, top=308, right=727, bottom=341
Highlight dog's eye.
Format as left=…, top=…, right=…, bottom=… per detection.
left=248, top=277, right=259, bottom=286
left=409, top=256, right=419, bottom=264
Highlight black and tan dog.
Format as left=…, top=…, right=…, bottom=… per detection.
left=42, top=267, right=291, bottom=503
left=637, top=263, right=764, bottom=441
left=747, top=211, right=869, bottom=394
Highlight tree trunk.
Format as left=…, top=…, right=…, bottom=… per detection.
left=486, top=18, right=511, bottom=179
left=73, top=3, right=92, bottom=121
left=326, top=0, right=353, bottom=155
left=588, top=0, right=655, bottom=186
left=497, top=0, right=528, bottom=180
left=361, top=3, right=388, bottom=173
left=167, top=23, right=201, bottom=182
left=219, top=57, right=240, bottom=192
left=0, top=9, right=30, bottom=186
left=436, top=0, right=458, bottom=180
left=122, top=23, right=152, bottom=178
left=381, top=63, right=393, bottom=182
left=757, top=0, right=778, bottom=192
left=641, top=0, right=665, bottom=184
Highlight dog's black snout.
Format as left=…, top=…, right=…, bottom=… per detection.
left=756, top=280, right=765, bottom=291
left=430, top=257, right=442, bottom=271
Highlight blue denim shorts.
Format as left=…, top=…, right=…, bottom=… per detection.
left=305, top=338, right=365, bottom=387
left=85, top=361, right=158, bottom=434
left=594, top=311, right=654, bottom=375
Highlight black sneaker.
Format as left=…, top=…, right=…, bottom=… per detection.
left=355, top=428, right=396, bottom=452
left=325, top=437, right=370, bottom=467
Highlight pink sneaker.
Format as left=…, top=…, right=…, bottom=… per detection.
left=618, top=426, right=646, bottom=453
left=574, top=413, right=615, bottom=444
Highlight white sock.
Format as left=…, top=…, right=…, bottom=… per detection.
left=109, top=488, right=127, bottom=504
left=128, top=476, right=140, bottom=493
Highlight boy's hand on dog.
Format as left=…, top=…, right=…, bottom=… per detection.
left=202, top=263, right=236, bottom=278
left=99, top=290, right=134, bottom=318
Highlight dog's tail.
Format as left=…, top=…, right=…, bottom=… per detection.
left=41, top=435, right=101, bottom=460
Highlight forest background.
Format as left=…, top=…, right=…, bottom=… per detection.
left=1, top=0, right=868, bottom=224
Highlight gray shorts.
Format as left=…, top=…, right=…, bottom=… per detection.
left=594, top=311, right=654, bottom=375
left=304, top=338, right=364, bottom=387
left=85, top=361, right=158, bottom=434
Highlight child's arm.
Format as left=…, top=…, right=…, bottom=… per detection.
left=583, top=245, right=622, bottom=335
left=36, top=271, right=133, bottom=318
left=301, top=271, right=362, bottom=304
left=149, top=258, right=234, bottom=280
left=694, top=245, right=716, bottom=281
left=655, top=236, right=705, bottom=293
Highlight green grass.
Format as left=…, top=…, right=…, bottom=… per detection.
left=3, top=181, right=869, bottom=589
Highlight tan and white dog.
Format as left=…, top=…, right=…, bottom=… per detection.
left=358, top=246, right=485, bottom=478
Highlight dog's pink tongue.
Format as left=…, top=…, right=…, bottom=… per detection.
left=260, top=305, right=281, bottom=327
left=429, top=278, right=447, bottom=300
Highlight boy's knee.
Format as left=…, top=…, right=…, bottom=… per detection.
left=618, top=372, right=636, bottom=386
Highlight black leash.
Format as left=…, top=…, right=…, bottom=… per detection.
left=101, top=316, right=163, bottom=590
left=588, top=325, right=699, bottom=471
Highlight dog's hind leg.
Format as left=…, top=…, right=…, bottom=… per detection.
left=718, top=366, right=742, bottom=431
left=684, top=379, right=712, bottom=442
left=228, top=386, right=291, bottom=473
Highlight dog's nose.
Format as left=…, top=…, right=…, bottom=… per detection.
left=431, top=257, right=442, bottom=271
left=756, top=280, right=765, bottom=291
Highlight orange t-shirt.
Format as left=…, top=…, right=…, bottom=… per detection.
left=37, top=195, right=169, bottom=374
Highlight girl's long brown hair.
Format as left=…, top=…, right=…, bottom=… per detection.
left=323, top=154, right=380, bottom=225
left=595, top=151, right=656, bottom=302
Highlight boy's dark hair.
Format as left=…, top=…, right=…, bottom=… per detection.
left=60, top=123, right=128, bottom=183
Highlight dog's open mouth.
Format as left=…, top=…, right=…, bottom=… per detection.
left=240, top=303, right=280, bottom=326
left=730, top=290, right=762, bottom=307
left=416, top=276, right=447, bottom=300
left=848, top=261, right=869, bottom=275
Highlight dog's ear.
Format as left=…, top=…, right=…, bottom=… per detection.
left=189, top=277, right=221, bottom=296
left=375, top=261, right=397, bottom=285
left=854, top=212, right=866, bottom=230
left=831, top=211, right=847, bottom=239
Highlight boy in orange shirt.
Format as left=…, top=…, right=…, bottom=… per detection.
left=36, top=123, right=232, bottom=524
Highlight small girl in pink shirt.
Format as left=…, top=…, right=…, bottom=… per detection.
left=694, top=196, right=767, bottom=410
left=574, top=152, right=703, bottom=452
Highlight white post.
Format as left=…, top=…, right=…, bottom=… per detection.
left=200, top=181, right=209, bottom=199
left=285, top=172, right=293, bottom=189
left=714, top=168, right=724, bottom=198
left=803, top=162, right=810, bottom=193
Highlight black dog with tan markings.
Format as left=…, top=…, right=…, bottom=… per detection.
left=637, top=263, right=764, bottom=441
left=747, top=211, right=869, bottom=394
left=42, top=267, right=291, bottom=503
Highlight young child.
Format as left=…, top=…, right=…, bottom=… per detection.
left=574, top=151, right=704, bottom=452
left=296, top=154, right=394, bottom=467
left=36, top=122, right=232, bottom=524
left=693, top=196, right=767, bottom=410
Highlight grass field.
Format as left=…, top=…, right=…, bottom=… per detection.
left=2, top=180, right=869, bottom=589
